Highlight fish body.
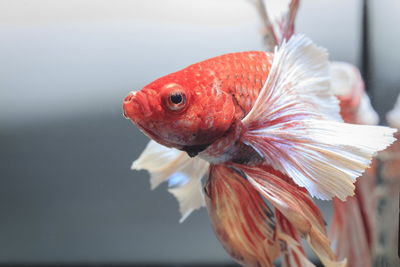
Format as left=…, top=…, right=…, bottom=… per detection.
left=124, top=35, right=396, bottom=266
left=124, top=51, right=273, bottom=159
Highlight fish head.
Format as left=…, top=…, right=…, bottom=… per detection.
left=123, top=74, right=236, bottom=153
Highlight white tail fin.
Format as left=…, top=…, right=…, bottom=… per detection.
left=245, top=119, right=395, bottom=200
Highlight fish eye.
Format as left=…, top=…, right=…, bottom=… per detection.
left=161, top=83, right=188, bottom=112
left=165, top=91, right=187, bottom=111
left=170, top=93, right=183, bottom=104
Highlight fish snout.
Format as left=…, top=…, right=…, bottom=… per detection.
left=123, top=92, right=135, bottom=103
left=123, top=91, right=143, bottom=120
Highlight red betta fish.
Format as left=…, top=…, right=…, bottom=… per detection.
left=123, top=35, right=396, bottom=266
left=329, top=62, right=380, bottom=267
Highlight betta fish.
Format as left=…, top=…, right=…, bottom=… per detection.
left=373, top=95, right=400, bottom=265
left=329, top=62, right=380, bottom=267
left=123, top=35, right=396, bottom=266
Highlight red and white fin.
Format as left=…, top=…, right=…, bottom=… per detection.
left=257, top=0, right=299, bottom=47
left=132, top=140, right=209, bottom=222
left=205, top=164, right=279, bottom=267
left=242, top=34, right=396, bottom=200
left=265, top=0, right=300, bottom=43
left=235, top=164, right=347, bottom=267
left=330, top=188, right=373, bottom=267
left=330, top=61, right=379, bottom=125
left=330, top=61, right=377, bottom=267
left=278, top=232, right=315, bottom=267
left=275, top=210, right=315, bottom=267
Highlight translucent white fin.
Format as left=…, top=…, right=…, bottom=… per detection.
left=357, top=93, right=379, bottom=125
left=330, top=62, right=360, bottom=97
left=242, top=34, right=397, bottom=200
left=387, top=94, right=400, bottom=129
left=132, top=140, right=209, bottom=222
left=242, top=34, right=341, bottom=125
left=244, top=119, right=396, bottom=200
left=330, top=61, right=379, bottom=125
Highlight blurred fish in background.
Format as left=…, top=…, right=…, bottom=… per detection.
left=373, top=95, right=400, bottom=266
left=329, top=62, right=378, bottom=267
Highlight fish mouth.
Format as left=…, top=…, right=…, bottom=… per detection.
left=123, top=91, right=149, bottom=122
left=123, top=91, right=137, bottom=119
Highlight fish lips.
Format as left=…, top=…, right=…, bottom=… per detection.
left=123, top=91, right=155, bottom=121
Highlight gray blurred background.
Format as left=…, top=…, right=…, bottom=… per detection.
left=0, top=0, right=399, bottom=265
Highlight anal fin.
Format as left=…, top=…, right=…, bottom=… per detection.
left=205, top=164, right=279, bottom=267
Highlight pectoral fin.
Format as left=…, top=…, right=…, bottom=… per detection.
left=132, top=140, right=209, bottom=222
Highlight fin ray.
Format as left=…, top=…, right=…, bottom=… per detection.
left=235, top=164, right=346, bottom=266
left=205, top=164, right=279, bottom=267
left=242, top=34, right=396, bottom=200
